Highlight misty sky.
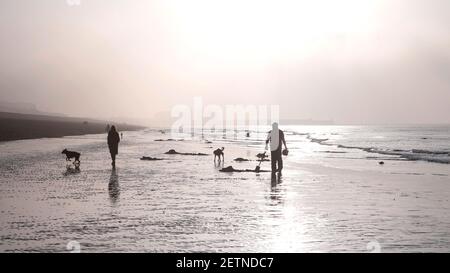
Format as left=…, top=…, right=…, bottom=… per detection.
left=0, top=0, right=449, bottom=124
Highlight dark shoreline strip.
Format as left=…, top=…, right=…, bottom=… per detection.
left=0, top=112, right=144, bottom=142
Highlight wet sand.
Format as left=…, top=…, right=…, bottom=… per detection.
left=0, top=129, right=449, bottom=252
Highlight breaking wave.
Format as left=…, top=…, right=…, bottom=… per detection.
left=305, top=134, right=450, bottom=164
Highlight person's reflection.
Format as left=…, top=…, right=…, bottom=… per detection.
left=271, top=172, right=282, bottom=186
left=108, top=169, right=120, bottom=205
left=270, top=173, right=283, bottom=204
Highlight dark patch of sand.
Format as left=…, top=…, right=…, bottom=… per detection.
left=220, top=166, right=271, bottom=173
left=164, top=149, right=208, bottom=156
left=140, top=157, right=164, bottom=161
left=234, top=158, right=250, bottom=162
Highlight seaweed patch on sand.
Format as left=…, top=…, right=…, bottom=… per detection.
left=140, top=157, right=165, bottom=161
left=220, top=166, right=271, bottom=173
left=165, top=149, right=208, bottom=156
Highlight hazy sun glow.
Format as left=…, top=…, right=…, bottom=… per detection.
left=164, top=0, right=380, bottom=62
left=1, top=0, right=450, bottom=124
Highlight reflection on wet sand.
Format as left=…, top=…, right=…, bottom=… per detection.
left=271, top=173, right=282, bottom=187
left=64, top=165, right=80, bottom=176
left=270, top=174, right=284, bottom=205
left=108, top=169, right=120, bottom=205
left=214, top=160, right=225, bottom=169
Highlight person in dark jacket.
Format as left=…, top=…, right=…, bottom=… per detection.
left=108, top=125, right=120, bottom=168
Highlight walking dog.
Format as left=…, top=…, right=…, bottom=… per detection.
left=62, top=149, right=81, bottom=165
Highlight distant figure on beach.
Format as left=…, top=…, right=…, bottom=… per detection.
left=107, top=126, right=120, bottom=168
left=266, top=123, right=288, bottom=177
left=121, top=132, right=123, bottom=140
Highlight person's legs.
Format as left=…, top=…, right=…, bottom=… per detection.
left=111, top=153, right=116, bottom=167
left=271, top=151, right=277, bottom=174
left=278, top=157, right=283, bottom=176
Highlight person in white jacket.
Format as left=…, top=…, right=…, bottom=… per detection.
left=266, top=123, right=288, bottom=177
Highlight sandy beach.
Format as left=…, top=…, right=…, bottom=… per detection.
left=2, top=0, right=450, bottom=259
left=0, top=126, right=449, bottom=253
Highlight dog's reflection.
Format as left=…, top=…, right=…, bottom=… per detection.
left=214, top=160, right=224, bottom=169
left=108, top=169, right=120, bottom=205
left=64, top=165, right=81, bottom=176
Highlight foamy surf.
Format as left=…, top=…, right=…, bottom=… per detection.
left=296, top=127, right=450, bottom=165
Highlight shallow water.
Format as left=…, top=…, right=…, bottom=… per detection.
left=0, top=127, right=449, bottom=252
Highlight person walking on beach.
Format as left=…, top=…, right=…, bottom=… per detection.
left=266, top=122, right=288, bottom=177
left=108, top=126, right=120, bottom=168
